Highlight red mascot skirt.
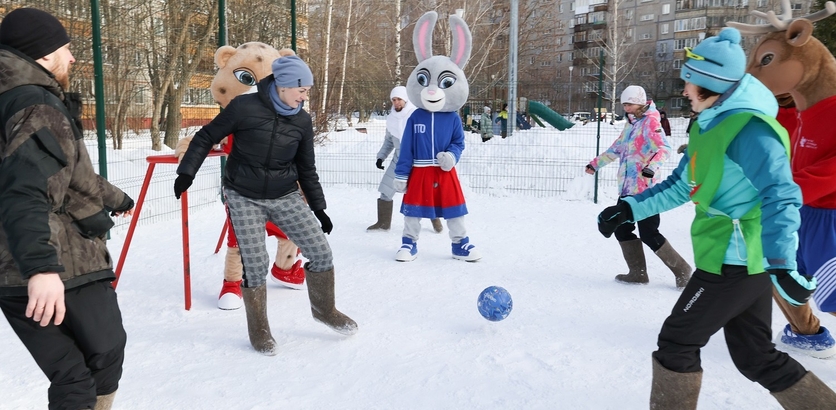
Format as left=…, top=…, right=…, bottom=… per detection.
left=401, top=166, right=468, bottom=219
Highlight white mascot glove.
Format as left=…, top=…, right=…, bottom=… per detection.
left=437, top=152, right=456, bottom=172
left=394, top=179, right=407, bottom=193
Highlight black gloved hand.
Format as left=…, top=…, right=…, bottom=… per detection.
left=641, top=167, right=655, bottom=178
left=173, top=174, right=194, bottom=199
left=314, top=209, right=333, bottom=234
left=376, top=158, right=385, bottom=170
left=769, top=269, right=816, bottom=307
left=597, top=200, right=634, bottom=238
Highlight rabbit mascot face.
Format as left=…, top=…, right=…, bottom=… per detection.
left=406, top=11, right=472, bottom=113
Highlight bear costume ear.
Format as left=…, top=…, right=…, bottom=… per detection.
left=215, top=45, right=238, bottom=70
left=277, top=48, right=296, bottom=58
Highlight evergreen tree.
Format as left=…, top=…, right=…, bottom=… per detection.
left=812, top=0, right=836, bottom=57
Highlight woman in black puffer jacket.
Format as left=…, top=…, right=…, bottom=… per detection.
left=175, top=55, right=357, bottom=356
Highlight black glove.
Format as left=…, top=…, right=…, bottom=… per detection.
left=314, top=209, right=333, bottom=234
left=376, top=158, right=385, bottom=170
left=641, top=167, right=655, bottom=178
left=109, top=195, right=135, bottom=216
left=585, top=164, right=595, bottom=173
left=770, top=269, right=816, bottom=307
left=173, top=174, right=194, bottom=199
left=597, top=200, right=634, bottom=238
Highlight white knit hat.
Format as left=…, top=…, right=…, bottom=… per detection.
left=390, top=86, right=408, bottom=102
left=620, top=85, right=647, bottom=105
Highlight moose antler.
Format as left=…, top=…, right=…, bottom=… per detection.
left=727, top=0, right=836, bottom=34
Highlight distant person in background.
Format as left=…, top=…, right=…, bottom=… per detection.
left=659, top=110, right=672, bottom=137
left=685, top=109, right=697, bottom=137
left=495, top=103, right=508, bottom=138
left=586, top=85, right=691, bottom=289
left=480, top=106, right=493, bottom=142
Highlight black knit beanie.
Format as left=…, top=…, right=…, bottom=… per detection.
left=0, top=8, right=70, bottom=60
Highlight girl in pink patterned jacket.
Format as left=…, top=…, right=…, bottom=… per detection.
left=586, top=85, right=692, bottom=289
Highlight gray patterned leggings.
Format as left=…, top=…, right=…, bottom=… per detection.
left=224, top=188, right=333, bottom=288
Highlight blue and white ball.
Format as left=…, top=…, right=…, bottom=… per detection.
left=477, top=286, right=513, bottom=321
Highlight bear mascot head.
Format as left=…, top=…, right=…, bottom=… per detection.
left=175, top=42, right=294, bottom=159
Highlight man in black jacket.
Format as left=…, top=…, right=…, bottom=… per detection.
left=0, top=8, right=134, bottom=410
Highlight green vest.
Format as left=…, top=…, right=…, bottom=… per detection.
left=685, top=112, right=790, bottom=274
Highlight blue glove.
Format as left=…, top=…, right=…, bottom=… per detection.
left=436, top=152, right=456, bottom=172
left=394, top=179, right=407, bottom=193
left=770, top=269, right=816, bottom=307
left=597, top=200, right=634, bottom=238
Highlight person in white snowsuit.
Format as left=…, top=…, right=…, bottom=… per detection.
left=367, top=86, right=442, bottom=233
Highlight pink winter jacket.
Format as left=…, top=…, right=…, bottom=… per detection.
left=588, top=104, right=670, bottom=197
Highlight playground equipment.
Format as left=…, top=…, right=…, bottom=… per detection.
left=528, top=101, right=574, bottom=131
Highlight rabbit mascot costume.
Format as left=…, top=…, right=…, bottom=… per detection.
left=393, top=11, right=481, bottom=262
left=175, top=43, right=305, bottom=310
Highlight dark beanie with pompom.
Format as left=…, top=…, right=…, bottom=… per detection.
left=0, top=8, right=70, bottom=60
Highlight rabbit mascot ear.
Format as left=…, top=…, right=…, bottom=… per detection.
left=407, top=11, right=472, bottom=113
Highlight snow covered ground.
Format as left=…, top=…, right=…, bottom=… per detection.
left=1, top=118, right=834, bottom=409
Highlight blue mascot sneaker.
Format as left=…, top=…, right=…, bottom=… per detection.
left=776, top=324, right=836, bottom=359
left=452, top=236, right=482, bottom=262
left=395, top=237, right=418, bottom=262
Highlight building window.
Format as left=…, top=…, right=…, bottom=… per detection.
left=673, top=59, right=682, bottom=68
left=661, top=23, right=669, bottom=34
left=662, top=4, right=671, bottom=14
left=641, top=13, right=655, bottom=21
left=625, top=9, right=634, bottom=19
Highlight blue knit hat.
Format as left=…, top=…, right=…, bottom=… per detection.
left=272, top=56, right=314, bottom=88
left=680, top=28, right=746, bottom=94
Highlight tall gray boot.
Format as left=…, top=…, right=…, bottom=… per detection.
left=94, top=391, right=116, bottom=410
left=654, top=241, right=692, bottom=290
left=650, top=357, right=701, bottom=410
left=772, top=372, right=836, bottom=409
left=242, top=285, right=277, bottom=356
left=615, top=239, right=648, bottom=284
left=305, top=266, right=358, bottom=335
left=367, top=199, right=393, bottom=231
left=431, top=218, right=444, bottom=233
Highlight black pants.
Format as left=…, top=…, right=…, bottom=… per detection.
left=614, top=213, right=666, bottom=252
left=652, top=265, right=806, bottom=392
left=0, top=280, right=126, bottom=410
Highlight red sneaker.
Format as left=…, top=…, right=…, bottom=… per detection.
left=218, top=279, right=243, bottom=310
left=270, top=259, right=305, bottom=289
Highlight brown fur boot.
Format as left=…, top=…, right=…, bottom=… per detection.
left=615, top=239, right=648, bottom=284
left=772, top=372, right=836, bottom=409
left=94, top=391, right=116, bottom=410
left=305, top=266, right=358, bottom=335
left=431, top=218, right=444, bottom=233
left=242, top=285, right=277, bottom=356
left=650, top=357, right=701, bottom=410
left=367, top=199, right=393, bottom=231
left=654, top=241, right=692, bottom=290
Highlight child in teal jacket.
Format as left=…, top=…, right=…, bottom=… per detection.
left=597, top=28, right=836, bottom=408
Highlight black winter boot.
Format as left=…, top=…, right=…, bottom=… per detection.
left=654, top=241, right=692, bottom=290
left=305, top=266, right=358, bottom=335
left=242, top=285, right=277, bottom=356
left=367, top=199, right=393, bottom=231
left=650, top=357, right=701, bottom=410
left=615, top=239, right=648, bottom=284
left=772, top=372, right=836, bottom=409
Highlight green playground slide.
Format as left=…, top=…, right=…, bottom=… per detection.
left=528, top=101, right=573, bottom=131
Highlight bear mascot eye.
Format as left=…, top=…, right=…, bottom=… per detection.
left=234, top=69, right=257, bottom=86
